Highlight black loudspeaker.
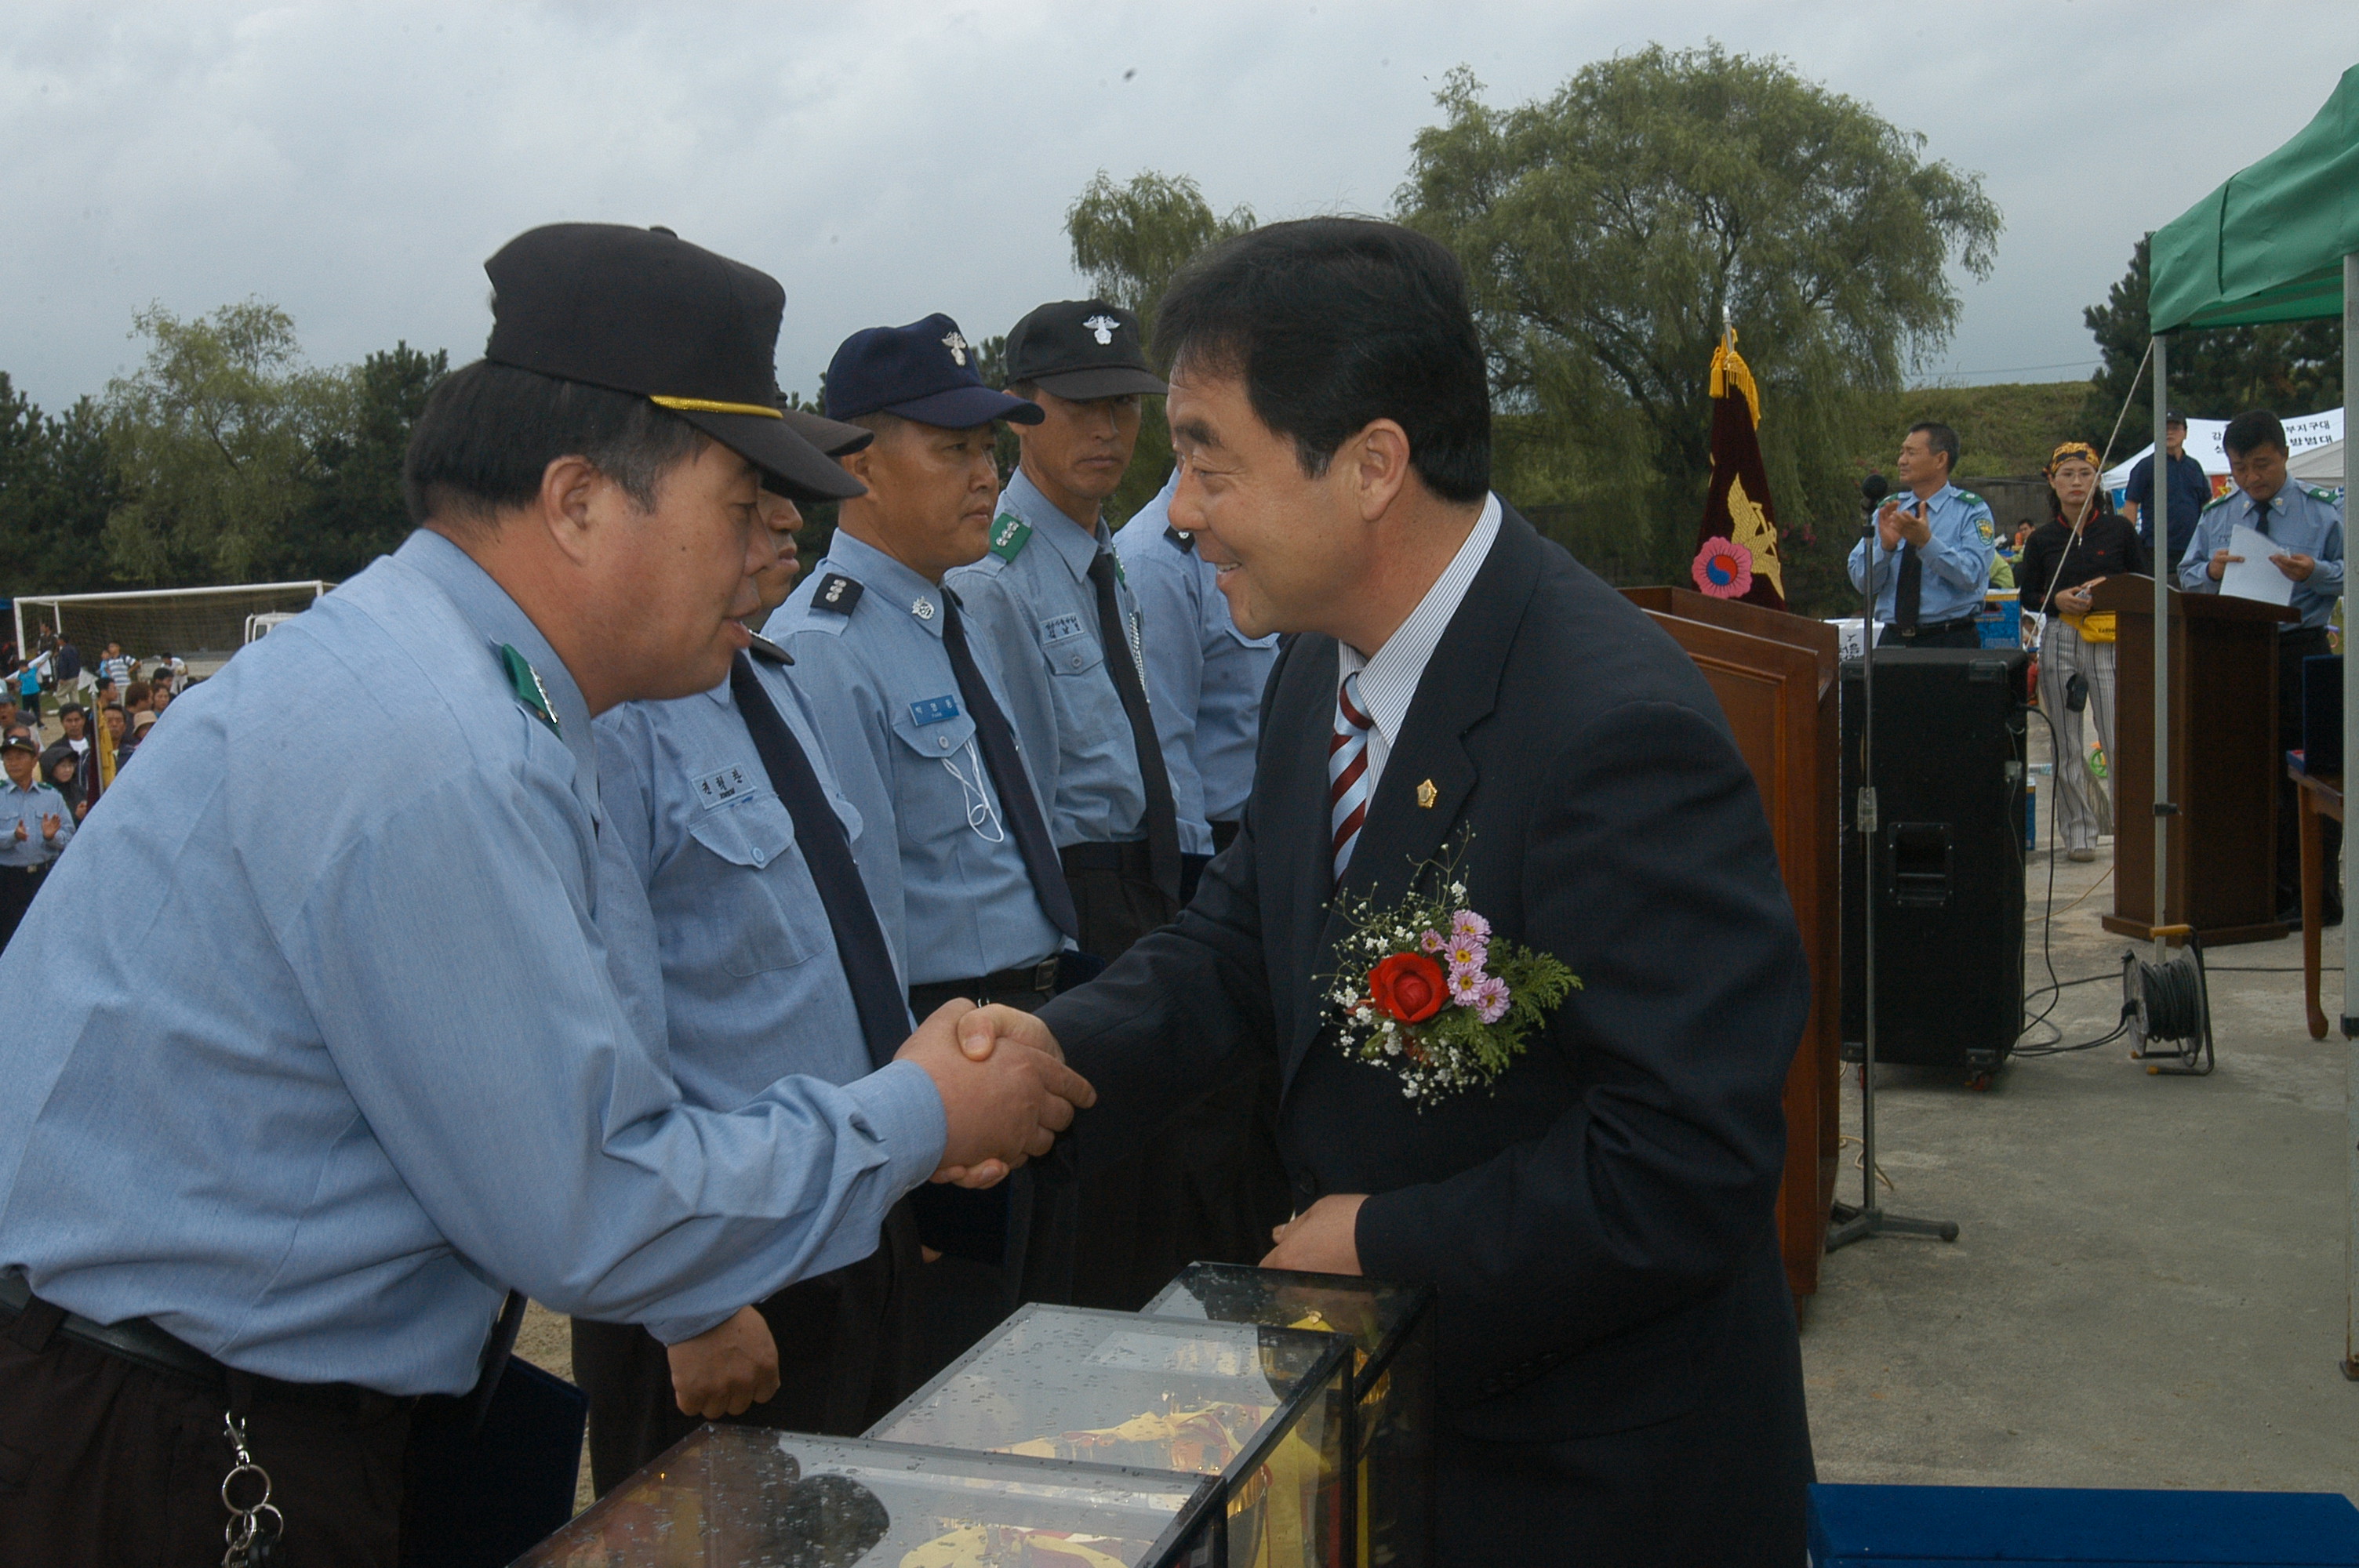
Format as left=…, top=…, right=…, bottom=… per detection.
left=1841, top=648, right=2030, bottom=1077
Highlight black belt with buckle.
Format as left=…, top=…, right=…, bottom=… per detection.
left=1897, top=616, right=1979, bottom=638
left=1, top=1268, right=228, bottom=1392
left=918, top=955, right=1061, bottom=1002
left=1, top=1270, right=398, bottom=1418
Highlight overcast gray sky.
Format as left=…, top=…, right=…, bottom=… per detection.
left=4, top=2, right=2354, bottom=415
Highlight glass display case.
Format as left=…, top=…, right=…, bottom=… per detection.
left=511, top=1423, right=1223, bottom=1568
left=1143, top=1265, right=1435, bottom=1568
left=867, top=1303, right=1354, bottom=1568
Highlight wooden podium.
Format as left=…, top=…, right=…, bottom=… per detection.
left=2089, top=574, right=2295, bottom=946
left=1623, top=587, right=1839, bottom=1300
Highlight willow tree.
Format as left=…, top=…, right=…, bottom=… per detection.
left=1400, top=47, right=2001, bottom=582
left=102, top=300, right=353, bottom=585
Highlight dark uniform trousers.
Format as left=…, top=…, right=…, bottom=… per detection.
left=2279, top=625, right=2343, bottom=920
left=0, top=1295, right=412, bottom=1567
left=0, top=863, right=49, bottom=954
left=904, top=970, right=1076, bottom=1381
left=1059, top=838, right=1292, bottom=1313
left=571, top=1199, right=921, bottom=1498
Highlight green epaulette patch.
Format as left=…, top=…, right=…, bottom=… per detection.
left=2309, top=486, right=2341, bottom=505
left=1956, top=489, right=1985, bottom=508
left=500, top=642, right=560, bottom=735
left=987, top=513, right=1032, bottom=561
left=2200, top=491, right=2232, bottom=510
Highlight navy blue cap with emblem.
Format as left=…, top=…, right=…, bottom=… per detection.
left=824, top=314, right=1046, bottom=430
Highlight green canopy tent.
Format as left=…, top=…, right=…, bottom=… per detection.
left=2146, top=62, right=2359, bottom=1382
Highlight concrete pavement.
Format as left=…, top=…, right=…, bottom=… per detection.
left=1804, top=841, right=2358, bottom=1498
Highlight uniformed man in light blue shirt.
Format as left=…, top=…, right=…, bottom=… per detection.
left=571, top=408, right=951, bottom=1494
left=781, top=314, right=1089, bottom=1361
left=1847, top=421, right=1998, bottom=648
left=945, top=299, right=1180, bottom=962
left=0, top=731, right=69, bottom=949
left=950, top=300, right=1284, bottom=1314
left=2177, top=408, right=2346, bottom=922
left=0, top=223, right=1091, bottom=1562
left=1111, top=466, right=1281, bottom=896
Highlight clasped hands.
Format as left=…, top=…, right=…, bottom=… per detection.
left=668, top=1002, right=1089, bottom=1418
left=1876, top=498, right=1932, bottom=552
left=898, top=1000, right=1094, bottom=1189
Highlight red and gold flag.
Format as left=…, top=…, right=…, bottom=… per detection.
left=1690, top=332, right=1787, bottom=609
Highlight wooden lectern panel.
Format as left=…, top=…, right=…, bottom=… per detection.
left=2089, top=575, right=2293, bottom=946
left=1624, top=588, right=1838, bottom=1301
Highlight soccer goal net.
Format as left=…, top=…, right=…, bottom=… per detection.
left=15, top=581, right=333, bottom=683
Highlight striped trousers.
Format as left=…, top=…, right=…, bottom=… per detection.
left=2037, top=617, right=2118, bottom=853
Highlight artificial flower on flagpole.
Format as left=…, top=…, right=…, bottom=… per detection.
left=1691, top=328, right=1787, bottom=609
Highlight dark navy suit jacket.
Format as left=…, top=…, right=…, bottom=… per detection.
left=1040, top=507, right=1815, bottom=1563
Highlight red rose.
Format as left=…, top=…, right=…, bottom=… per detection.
left=1367, top=952, right=1447, bottom=1024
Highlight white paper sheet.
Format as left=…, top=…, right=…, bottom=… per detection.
left=2218, top=522, right=2297, bottom=607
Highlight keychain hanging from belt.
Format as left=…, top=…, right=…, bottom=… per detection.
left=220, top=1403, right=282, bottom=1566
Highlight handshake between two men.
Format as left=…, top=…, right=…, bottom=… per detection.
left=663, top=998, right=1094, bottom=1419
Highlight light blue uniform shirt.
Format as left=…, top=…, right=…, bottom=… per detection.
left=0, top=530, right=944, bottom=1393
left=945, top=469, right=1150, bottom=849
left=1845, top=481, right=1999, bottom=626
left=0, top=778, right=71, bottom=867
left=1110, top=470, right=1279, bottom=851
left=2176, top=483, right=2346, bottom=630
left=778, top=530, right=1064, bottom=985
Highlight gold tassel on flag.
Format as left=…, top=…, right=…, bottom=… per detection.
left=1692, top=328, right=1787, bottom=608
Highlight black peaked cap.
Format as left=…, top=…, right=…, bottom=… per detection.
left=1004, top=299, right=1168, bottom=401
left=482, top=223, right=862, bottom=503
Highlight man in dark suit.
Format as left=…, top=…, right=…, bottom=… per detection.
left=985, top=219, right=1815, bottom=1563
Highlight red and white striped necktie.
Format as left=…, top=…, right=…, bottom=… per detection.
left=1328, top=671, right=1373, bottom=881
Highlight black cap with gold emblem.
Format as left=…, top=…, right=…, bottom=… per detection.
left=482, top=223, right=864, bottom=503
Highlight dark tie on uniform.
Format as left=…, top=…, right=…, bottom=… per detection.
left=1085, top=550, right=1182, bottom=902
left=1893, top=539, right=1923, bottom=633
left=941, top=593, right=1081, bottom=942
left=729, top=655, right=907, bottom=1068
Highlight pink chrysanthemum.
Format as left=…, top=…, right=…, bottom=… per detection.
left=1476, top=975, right=1511, bottom=1025
left=1449, top=909, right=1491, bottom=942
left=1448, top=965, right=1485, bottom=1005
left=1445, top=935, right=1487, bottom=971
left=1419, top=929, right=1445, bottom=953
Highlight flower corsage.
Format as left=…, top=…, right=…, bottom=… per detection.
left=1325, top=839, right=1578, bottom=1103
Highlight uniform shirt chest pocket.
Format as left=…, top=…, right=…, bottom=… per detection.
left=1039, top=614, right=1103, bottom=677
left=889, top=704, right=987, bottom=837
left=683, top=793, right=820, bottom=977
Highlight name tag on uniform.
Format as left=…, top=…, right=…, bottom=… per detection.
left=693, top=764, right=755, bottom=807
left=909, top=695, right=961, bottom=727
left=1040, top=613, right=1085, bottom=643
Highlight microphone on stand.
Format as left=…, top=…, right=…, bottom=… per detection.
left=1861, top=473, right=1891, bottom=515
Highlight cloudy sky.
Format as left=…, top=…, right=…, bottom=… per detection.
left=4, top=2, right=2353, bottom=414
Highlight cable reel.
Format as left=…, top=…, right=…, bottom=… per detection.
left=2121, top=933, right=2214, bottom=1076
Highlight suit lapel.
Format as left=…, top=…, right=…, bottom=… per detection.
left=1281, top=510, right=1547, bottom=1086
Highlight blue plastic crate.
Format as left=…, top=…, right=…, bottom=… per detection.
left=1810, top=1483, right=2359, bottom=1566
left=1978, top=591, right=2023, bottom=650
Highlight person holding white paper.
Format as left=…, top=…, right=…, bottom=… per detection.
left=2178, top=408, right=2346, bottom=924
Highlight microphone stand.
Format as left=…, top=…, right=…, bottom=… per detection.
left=1829, top=481, right=1961, bottom=1251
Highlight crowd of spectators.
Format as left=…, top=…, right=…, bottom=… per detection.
left=0, top=639, right=190, bottom=885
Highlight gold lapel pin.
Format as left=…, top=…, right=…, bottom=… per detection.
left=1416, top=779, right=1438, bottom=809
